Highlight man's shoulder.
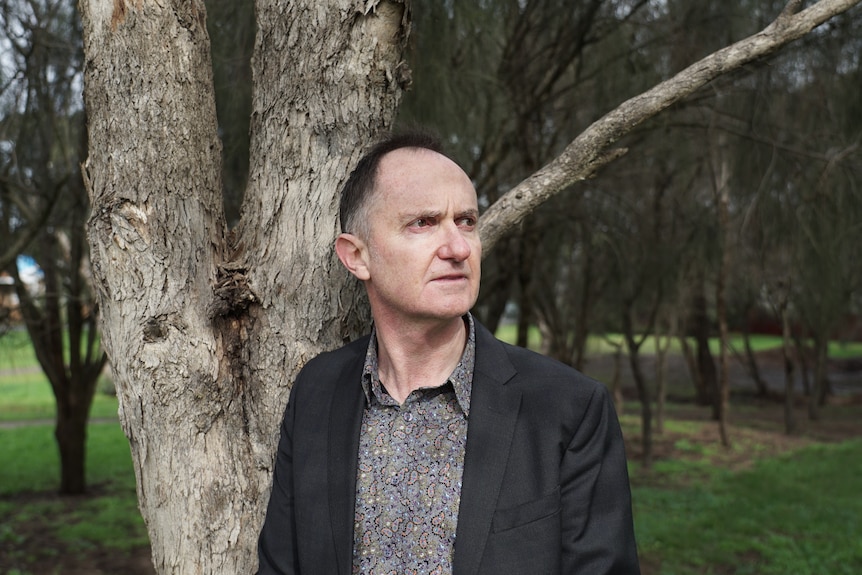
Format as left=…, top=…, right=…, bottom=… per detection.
left=300, top=334, right=370, bottom=377
left=476, top=323, right=587, bottom=377
left=475, top=323, right=605, bottom=398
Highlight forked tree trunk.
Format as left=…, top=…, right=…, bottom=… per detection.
left=80, top=0, right=406, bottom=572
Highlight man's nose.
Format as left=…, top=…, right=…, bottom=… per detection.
left=438, top=222, right=472, bottom=262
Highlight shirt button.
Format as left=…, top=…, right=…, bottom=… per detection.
left=403, top=412, right=414, bottom=422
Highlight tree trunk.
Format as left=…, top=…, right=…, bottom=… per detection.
left=691, top=278, right=718, bottom=408
left=474, top=238, right=516, bottom=334
left=11, top=228, right=105, bottom=495
left=654, top=319, right=673, bottom=436
left=712, top=138, right=731, bottom=448
left=809, top=334, right=829, bottom=421
left=742, top=321, right=770, bottom=397
left=678, top=334, right=704, bottom=400
left=572, top=232, right=595, bottom=371
left=780, top=300, right=797, bottom=435
left=622, top=302, right=652, bottom=469
left=80, top=1, right=406, bottom=572
left=793, top=331, right=813, bottom=396
left=515, top=225, right=538, bottom=349
left=609, top=341, right=624, bottom=416
left=56, top=398, right=91, bottom=494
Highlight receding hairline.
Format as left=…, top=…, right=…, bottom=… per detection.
left=339, top=129, right=454, bottom=237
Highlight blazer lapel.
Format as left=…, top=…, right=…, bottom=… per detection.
left=327, top=351, right=367, bottom=575
left=453, top=324, right=521, bottom=575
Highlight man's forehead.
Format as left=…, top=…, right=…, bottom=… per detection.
left=376, top=148, right=474, bottom=192
left=377, top=146, right=449, bottom=177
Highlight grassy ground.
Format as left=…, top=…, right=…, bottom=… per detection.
left=1, top=332, right=861, bottom=574
left=635, top=439, right=862, bottom=575
left=621, top=403, right=862, bottom=575
left=0, top=423, right=151, bottom=575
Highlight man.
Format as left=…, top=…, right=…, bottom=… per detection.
left=256, top=131, right=640, bottom=574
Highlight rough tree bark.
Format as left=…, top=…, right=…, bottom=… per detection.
left=82, top=0, right=405, bottom=572
left=78, top=0, right=861, bottom=572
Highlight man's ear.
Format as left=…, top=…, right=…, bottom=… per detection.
left=335, top=233, right=371, bottom=281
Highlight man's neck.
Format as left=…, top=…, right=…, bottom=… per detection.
left=374, top=317, right=468, bottom=404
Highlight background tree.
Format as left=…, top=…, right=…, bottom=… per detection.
left=0, top=0, right=105, bottom=495
left=204, top=0, right=254, bottom=226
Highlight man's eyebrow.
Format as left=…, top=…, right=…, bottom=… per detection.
left=398, top=209, right=441, bottom=222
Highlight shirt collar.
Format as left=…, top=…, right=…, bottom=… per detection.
left=361, top=313, right=476, bottom=417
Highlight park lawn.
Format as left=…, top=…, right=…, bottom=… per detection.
left=0, top=370, right=119, bottom=422
left=0, top=328, right=118, bottom=422
left=493, top=324, right=862, bottom=359
left=633, top=438, right=862, bottom=575
left=0, top=330, right=38, bottom=370
left=0, top=423, right=147, bottom=573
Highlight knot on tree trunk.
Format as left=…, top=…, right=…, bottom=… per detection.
left=209, top=262, right=258, bottom=320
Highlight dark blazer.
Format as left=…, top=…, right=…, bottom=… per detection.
left=257, top=322, right=640, bottom=574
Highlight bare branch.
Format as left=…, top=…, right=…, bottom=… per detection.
left=479, top=0, right=862, bottom=253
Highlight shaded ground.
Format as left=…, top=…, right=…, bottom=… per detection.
left=2, top=350, right=861, bottom=574
left=0, top=489, right=155, bottom=575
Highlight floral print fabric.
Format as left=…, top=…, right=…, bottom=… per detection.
left=352, top=316, right=476, bottom=575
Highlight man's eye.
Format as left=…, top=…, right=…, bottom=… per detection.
left=458, top=217, right=477, bottom=227
left=412, top=218, right=433, bottom=228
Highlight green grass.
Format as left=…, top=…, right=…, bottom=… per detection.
left=633, top=439, right=862, bottom=574
left=830, top=340, right=862, bottom=359
left=0, top=329, right=118, bottom=422
left=0, top=370, right=119, bottom=422
left=492, top=325, right=802, bottom=357
left=0, top=423, right=136, bottom=495
left=494, top=323, right=862, bottom=360
left=493, top=324, right=544, bottom=349
left=0, top=423, right=147, bottom=573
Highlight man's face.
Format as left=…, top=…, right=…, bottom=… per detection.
left=358, top=148, right=481, bottom=327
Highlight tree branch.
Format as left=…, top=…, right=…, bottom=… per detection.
left=479, top=0, right=862, bottom=253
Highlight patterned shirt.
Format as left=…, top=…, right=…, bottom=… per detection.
left=352, top=315, right=476, bottom=575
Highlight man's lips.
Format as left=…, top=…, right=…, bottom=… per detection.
left=433, top=273, right=468, bottom=282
